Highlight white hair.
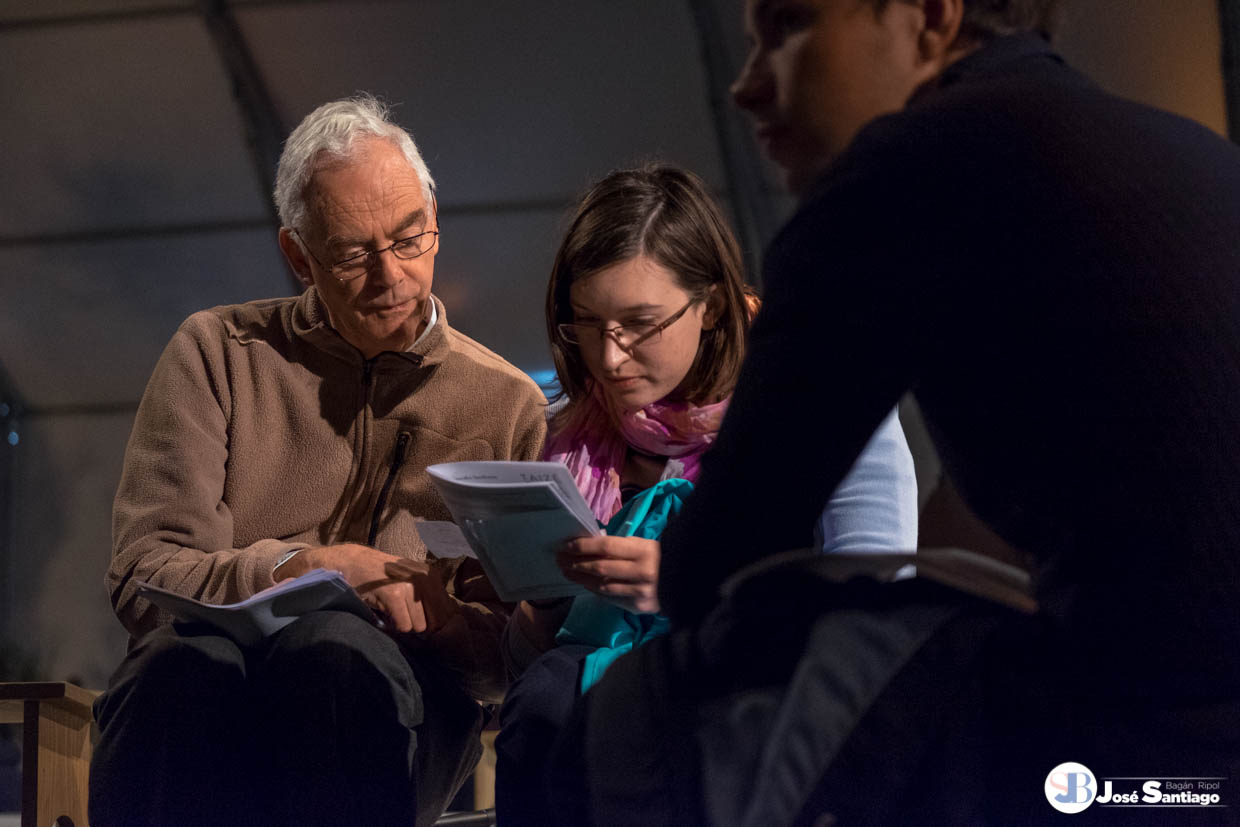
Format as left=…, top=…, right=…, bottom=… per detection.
left=273, top=93, right=435, bottom=230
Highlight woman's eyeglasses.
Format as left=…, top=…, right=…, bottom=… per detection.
left=558, top=298, right=699, bottom=350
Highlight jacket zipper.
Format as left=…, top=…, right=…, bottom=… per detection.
left=339, top=357, right=376, bottom=542
left=368, top=430, right=411, bottom=546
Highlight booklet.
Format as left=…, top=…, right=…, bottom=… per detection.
left=136, top=568, right=379, bottom=647
left=426, top=461, right=600, bottom=602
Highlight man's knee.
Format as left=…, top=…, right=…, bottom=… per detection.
left=134, top=622, right=248, bottom=670
left=500, top=645, right=591, bottom=739
left=97, top=624, right=248, bottom=718
left=270, top=607, right=391, bottom=646
left=92, top=623, right=254, bottom=780
left=261, top=611, right=423, bottom=725
left=265, top=610, right=410, bottom=673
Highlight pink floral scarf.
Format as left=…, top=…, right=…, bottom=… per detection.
left=544, top=389, right=730, bottom=523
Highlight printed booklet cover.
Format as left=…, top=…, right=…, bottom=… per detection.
left=136, top=568, right=378, bottom=646
left=426, top=461, right=600, bottom=602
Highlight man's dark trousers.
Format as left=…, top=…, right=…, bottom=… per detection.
left=89, top=610, right=483, bottom=827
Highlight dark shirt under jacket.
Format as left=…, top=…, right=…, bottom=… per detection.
left=661, top=35, right=1240, bottom=702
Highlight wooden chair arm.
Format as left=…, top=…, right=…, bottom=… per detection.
left=0, top=681, right=98, bottom=827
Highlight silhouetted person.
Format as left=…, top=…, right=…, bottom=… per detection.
left=554, top=1, right=1240, bottom=822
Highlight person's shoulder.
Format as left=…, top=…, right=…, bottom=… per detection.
left=176, top=296, right=298, bottom=346
left=901, top=38, right=1224, bottom=153
left=790, top=46, right=1096, bottom=217
left=896, top=40, right=1240, bottom=181
left=846, top=42, right=1089, bottom=160
left=441, top=323, right=545, bottom=400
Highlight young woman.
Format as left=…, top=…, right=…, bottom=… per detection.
left=494, top=165, right=917, bottom=821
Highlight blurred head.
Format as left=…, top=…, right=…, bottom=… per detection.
left=731, top=0, right=1062, bottom=193
left=547, top=165, right=754, bottom=416
left=946, top=0, right=1062, bottom=42
left=275, top=95, right=439, bottom=358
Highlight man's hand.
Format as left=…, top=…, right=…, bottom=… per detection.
left=558, top=536, right=661, bottom=614
left=277, top=543, right=456, bottom=634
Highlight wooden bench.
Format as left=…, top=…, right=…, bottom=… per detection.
left=0, top=682, right=96, bottom=827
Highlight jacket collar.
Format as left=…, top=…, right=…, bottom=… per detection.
left=799, top=33, right=1069, bottom=205
left=937, top=32, right=1063, bottom=89
left=292, top=288, right=451, bottom=370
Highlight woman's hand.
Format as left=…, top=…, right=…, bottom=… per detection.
left=558, top=536, right=661, bottom=614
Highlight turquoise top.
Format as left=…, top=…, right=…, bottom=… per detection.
left=552, top=406, right=919, bottom=694
left=554, top=478, right=692, bottom=692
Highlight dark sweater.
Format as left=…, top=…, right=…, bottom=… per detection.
left=661, top=35, right=1240, bottom=701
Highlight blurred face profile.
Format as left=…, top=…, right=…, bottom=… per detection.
left=731, top=0, right=928, bottom=193
left=568, top=256, right=712, bottom=412
left=294, top=137, right=438, bottom=358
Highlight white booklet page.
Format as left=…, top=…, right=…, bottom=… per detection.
left=136, top=568, right=378, bottom=647
left=426, top=461, right=601, bottom=602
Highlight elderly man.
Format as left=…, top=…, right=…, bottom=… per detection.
left=90, top=95, right=546, bottom=827
left=553, top=0, right=1240, bottom=823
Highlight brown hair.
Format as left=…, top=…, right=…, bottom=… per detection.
left=546, top=165, right=755, bottom=429
left=873, top=0, right=1064, bottom=42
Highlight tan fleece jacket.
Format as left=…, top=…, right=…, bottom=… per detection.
left=109, top=288, right=546, bottom=702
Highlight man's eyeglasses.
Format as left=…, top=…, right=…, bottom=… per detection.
left=558, top=298, right=699, bottom=350
left=293, top=227, right=440, bottom=284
